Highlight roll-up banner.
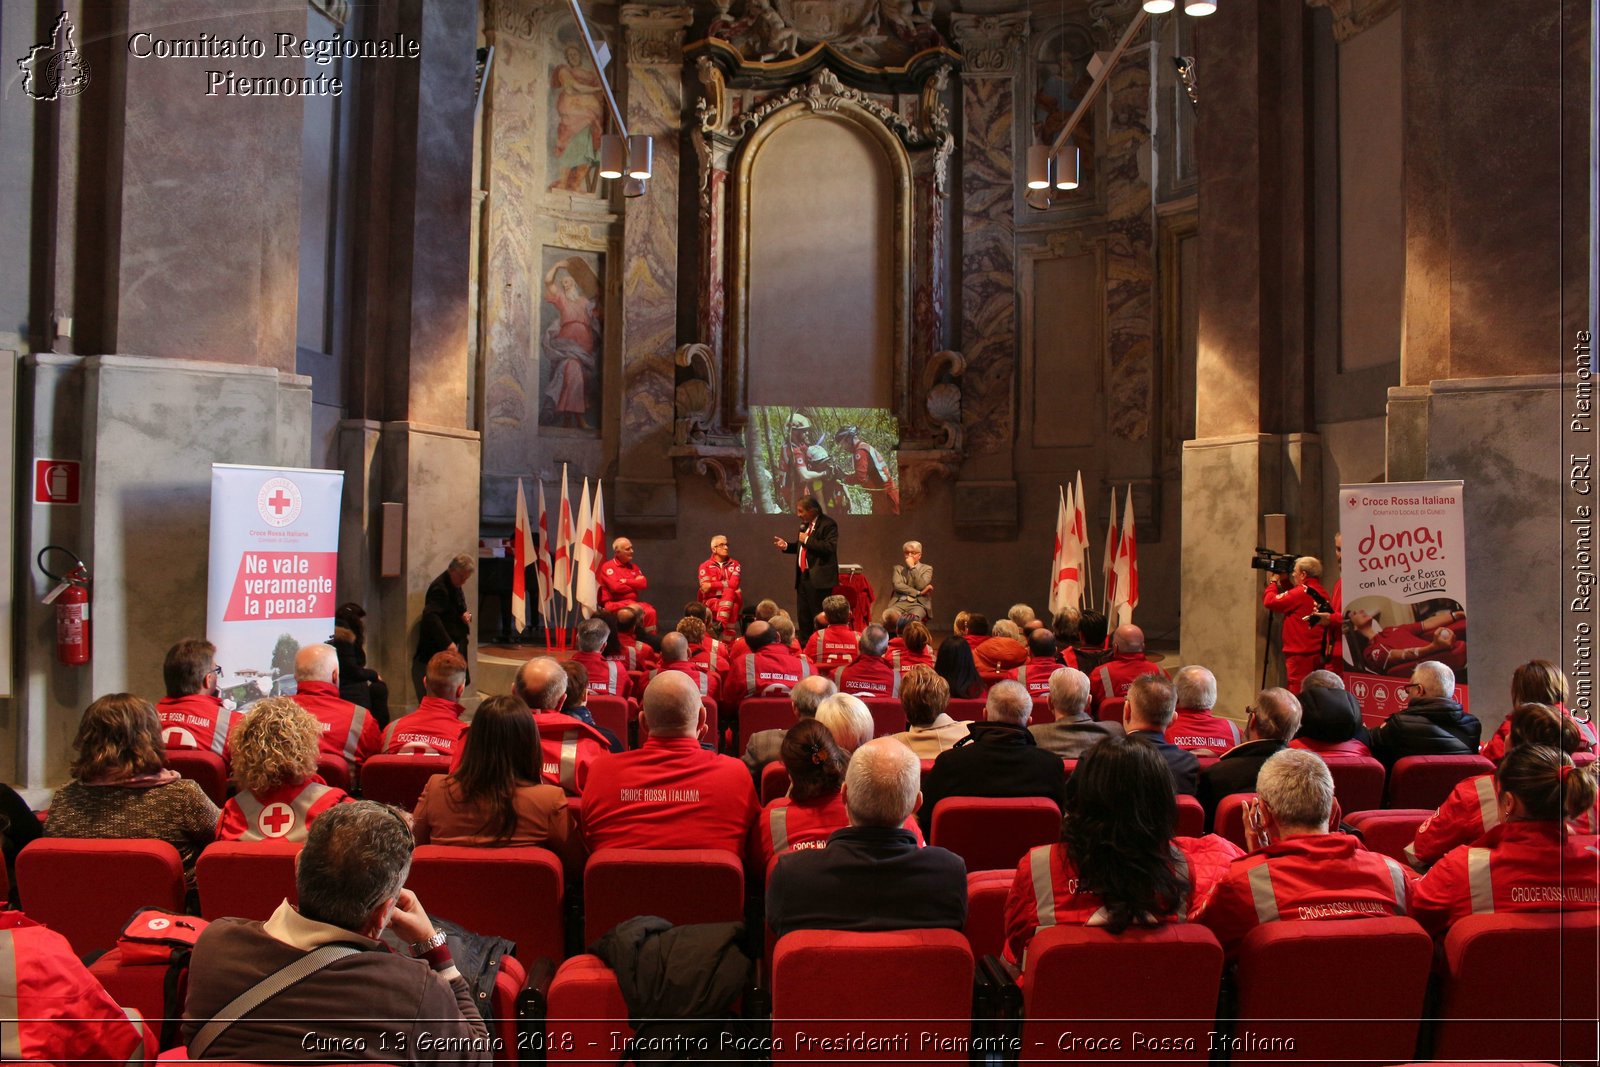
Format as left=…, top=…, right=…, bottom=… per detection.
left=1338, top=480, right=1469, bottom=724
left=207, top=464, right=344, bottom=707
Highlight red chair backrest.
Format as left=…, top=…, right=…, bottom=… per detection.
left=582, top=848, right=744, bottom=945
left=1321, top=755, right=1387, bottom=813
left=196, top=839, right=301, bottom=920
left=165, top=749, right=230, bottom=805
left=737, top=698, right=794, bottom=753
left=946, top=697, right=987, bottom=723
left=1097, top=696, right=1126, bottom=723
left=964, top=869, right=1013, bottom=960
left=1031, top=697, right=1055, bottom=725
left=1174, top=794, right=1205, bottom=837
left=1233, top=917, right=1433, bottom=1063
left=1388, top=754, right=1494, bottom=809
left=407, top=844, right=565, bottom=963
left=17, top=838, right=185, bottom=955
left=1021, top=924, right=1223, bottom=1061
left=1344, top=808, right=1432, bottom=863
left=930, top=796, right=1063, bottom=873
left=1434, top=910, right=1600, bottom=1063
left=1216, top=792, right=1344, bottom=850
left=544, top=954, right=631, bottom=1062
left=761, top=761, right=791, bottom=805
left=772, top=929, right=974, bottom=1062
left=315, top=754, right=351, bottom=791
left=359, top=754, right=450, bottom=810
left=863, top=698, right=905, bottom=738
left=586, top=695, right=633, bottom=750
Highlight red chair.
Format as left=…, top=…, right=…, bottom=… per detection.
left=930, top=796, right=1062, bottom=872
left=1344, top=808, right=1432, bottom=864
left=1432, top=910, right=1599, bottom=1063
left=16, top=839, right=185, bottom=956
left=1388, top=754, right=1494, bottom=809
left=586, top=694, right=633, bottom=749
left=1322, top=755, right=1386, bottom=813
left=737, top=697, right=794, bottom=753
left=1030, top=696, right=1056, bottom=725
left=920, top=759, right=936, bottom=778
left=625, top=670, right=647, bottom=701
left=164, top=749, right=229, bottom=805
left=315, top=754, right=351, bottom=791
left=1174, top=794, right=1204, bottom=837
left=1020, top=924, right=1223, bottom=1061
left=772, top=929, right=974, bottom=1063
left=1215, top=792, right=1343, bottom=851
left=1061, top=758, right=1077, bottom=780
left=1097, top=696, right=1126, bottom=723
left=582, top=848, right=744, bottom=945
left=964, top=868, right=1013, bottom=960
left=761, top=761, right=791, bottom=804
left=407, top=845, right=565, bottom=963
left=196, top=840, right=301, bottom=920
left=359, top=754, right=450, bottom=809
left=863, top=698, right=905, bottom=738
left=1232, top=916, right=1433, bottom=1063
left=544, top=954, right=631, bottom=1062
left=946, top=697, right=987, bottom=722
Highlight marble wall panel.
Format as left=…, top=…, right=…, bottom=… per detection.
left=1101, top=49, right=1154, bottom=442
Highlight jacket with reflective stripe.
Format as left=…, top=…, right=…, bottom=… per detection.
left=889, top=647, right=933, bottom=673
left=292, top=680, right=382, bottom=766
left=217, top=778, right=351, bottom=842
left=721, top=646, right=813, bottom=710
left=532, top=712, right=612, bottom=796
left=0, top=911, right=154, bottom=1064
left=1409, top=819, right=1600, bottom=937
left=755, top=792, right=924, bottom=872
left=156, top=692, right=236, bottom=757
left=1168, top=709, right=1242, bottom=755
left=382, top=696, right=470, bottom=755
left=570, top=651, right=628, bottom=697
left=804, top=625, right=862, bottom=669
left=1010, top=658, right=1063, bottom=699
left=1407, top=773, right=1499, bottom=868
left=835, top=655, right=900, bottom=699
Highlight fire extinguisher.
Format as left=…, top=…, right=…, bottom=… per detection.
left=39, top=546, right=91, bottom=666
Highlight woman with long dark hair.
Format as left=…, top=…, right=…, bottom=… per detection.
left=934, top=634, right=984, bottom=700
left=412, top=695, right=581, bottom=869
left=1001, top=736, right=1241, bottom=964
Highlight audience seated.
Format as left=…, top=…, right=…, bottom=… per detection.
left=45, top=693, right=219, bottom=881
left=580, top=672, right=759, bottom=854
left=1029, top=667, right=1122, bottom=758
left=613, top=606, right=660, bottom=671
left=1369, top=659, right=1481, bottom=767
left=183, top=802, right=489, bottom=1060
left=1047, top=607, right=1083, bottom=671
left=934, top=635, right=984, bottom=700
left=652, top=631, right=721, bottom=704
left=1088, top=624, right=1170, bottom=714
left=1070, top=609, right=1111, bottom=673
left=1121, top=674, right=1200, bottom=796
left=570, top=618, right=628, bottom=698
left=1480, top=659, right=1596, bottom=763
left=1410, top=743, right=1600, bottom=937
left=744, top=675, right=835, bottom=781
left=891, top=666, right=970, bottom=758
left=1197, top=749, right=1415, bottom=958
left=973, top=619, right=1029, bottom=673
left=1, top=782, right=42, bottom=898
left=814, top=693, right=875, bottom=755
left=412, top=695, right=581, bottom=867
left=770, top=612, right=804, bottom=654
left=766, top=737, right=966, bottom=937
left=721, top=620, right=814, bottom=712
left=834, top=624, right=900, bottom=698
left=920, top=681, right=1068, bottom=833
left=155, top=637, right=240, bottom=756
left=1009, top=630, right=1065, bottom=698
left=383, top=650, right=471, bottom=756
left=1290, top=670, right=1371, bottom=757
left=1168, top=666, right=1241, bottom=755
left=679, top=615, right=727, bottom=674
left=330, top=601, right=390, bottom=726
left=1002, top=737, right=1243, bottom=965
left=962, top=612, right=990, bottom=653
left=1009, top=603, right=1043, bottom=633
left=218, top=697, right=353, bottom=842
left=1198, top=687, right=1301, bottom=824
left=1408, top=702, right=1589, bottom=869
left=512, top=657, right=612, bottom=793
left=556, top=658, right=625, bottom=753
left=725, top=598, right=780, bottom=659
left=803, top=595, right=861, bottom=669
left=890, top=620, right=934, bottom=673
left=291, top=644, right=383, bottom=768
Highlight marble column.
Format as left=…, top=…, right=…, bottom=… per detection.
left=950, top=12, right=1028, bottom=539
left=616, top=5, right=693, bottom=539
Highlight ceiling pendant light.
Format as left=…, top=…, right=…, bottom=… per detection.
left=626, top=134, right=653, bottom=180
left=1026, top=144, right=1052, bottom=190
left=1142, top=0, right=1176, bottom=12
left=1053, top=144, right=1080, bottom=190
left=1184, top=0, right=1217, bottom=14
left=599, top=134, right=626, bottom=180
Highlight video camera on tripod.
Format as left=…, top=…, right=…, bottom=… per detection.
left=1251, top=547, right=1299, bottom=576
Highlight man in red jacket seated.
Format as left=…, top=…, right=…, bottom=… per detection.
left=512, top=656, right=613, bottom=795
left=383, top=651, right=470, bottom=756
left=650, top=631, right=721, bottom=703
left=613, top=607, right=659, bottom=671
left=0, top=910, right=158, bottom=1064
left=579, top=671, right=760, bottom=853
left=1167, top=665, right=1241, bottom=755
left=1197, top=749, right=1415, bottom=958
left=678, top=615, right=729, bottom=675
left=721, top=620, right=816, bottom=713
left=157, top=637, right=241, bottom=756
left=803, top=595, right=861, bottom=669
left=599, top=537, right=657, bottom=633
left=835, top=624, right=899, bottom=699
left=292, top=643, right=382, bottom=767
left=570, top=617, right=629, bottom=698
left=1088, top=624, right=1170, bottom=715
left=1009, top=629, right=1064, bottom=698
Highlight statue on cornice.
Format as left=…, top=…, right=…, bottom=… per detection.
left=709, top=0, right=945, bottom=68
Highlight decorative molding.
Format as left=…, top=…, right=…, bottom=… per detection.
left=1304, top=0, right=1400, bottom=42
left=308, top=0, right=349, bottom=27
left=949, top=12, right=1030, bottom=76
left=621, top=5, right=693, bottom=65
left=733, top=68, right=933, bottom=149
left=481, top=0, right=540, bottom=39
left=669, top=445, right=747, bottom=508
left=555, top=221, right=605, bottom=250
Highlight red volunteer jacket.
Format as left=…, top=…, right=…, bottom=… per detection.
left=157, top=692, right=238, bottom=757
left=1410, top=820, right=1600, bottom=936
left=216, top=776, right=353, bottom=842
left=1480, top=705, right=1597, bottom=764
left=570, top=650, right=630, bottom=698
left=292, top=679, right=382, bottom=766
left=889, top=647, right=934, bottom=673
left=1010, top=657, right=1064, bottom=699
left=697, top=557, right=743, bottom=631
left=834, top=654, right=900, bottom=699
left=1089, top=653, right=1170, bottom=712
left=652, top=659, right=721, bottom=704
left=973, top=637, right=1028, bottom=673
left=382, top=696, right=470, bottom=756
left=617, top=634, right=660, bottom=672
left=754, top=792, right=924, bottom=872
left=1168, top=709, right=1242, bottom=755
left=720, top=645, right=815, bottom=712
left=579, top=736, right=760, bottom=855
left=598, top=557, right=649, bottom=608
left=1197, top=832, right=1415, bottom=957
left=1004, top=835, right=1244, bottom=965
left=1262, top=580, right=1333, bottom=656
left=804, top=625, right=862, bottom=670
left=535, top=711, right=613, bottom=795
left=0, top=911, right=157, bottom=1064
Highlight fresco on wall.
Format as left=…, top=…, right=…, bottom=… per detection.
left=538, top=247, right=603, bottom=433
left=546, top=29, right=605, bottom=194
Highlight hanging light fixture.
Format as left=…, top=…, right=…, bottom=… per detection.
left=1142, top=0, right=1175, bottom=11
left=626, top=134, right=653, bottom=180
left=623, top=177, right=648, bottom=198
left=1183, top=0, right=1217, bottom=13
left=1053, top=143, right=1080, bottom=190
left=1026, top=144, right=1052, bottom=190
left=1024, top=187, right=1053, bottom=211
left=599, top=134, right=626, bottom=180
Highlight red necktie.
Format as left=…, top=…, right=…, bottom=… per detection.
left=799, top=521, right=812, bottom=571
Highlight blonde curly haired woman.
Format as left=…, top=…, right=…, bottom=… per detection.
left=216, top=697, right=353, bottom=842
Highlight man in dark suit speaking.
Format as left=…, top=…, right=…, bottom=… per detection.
left=773, top=495, right=838, bottom=646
